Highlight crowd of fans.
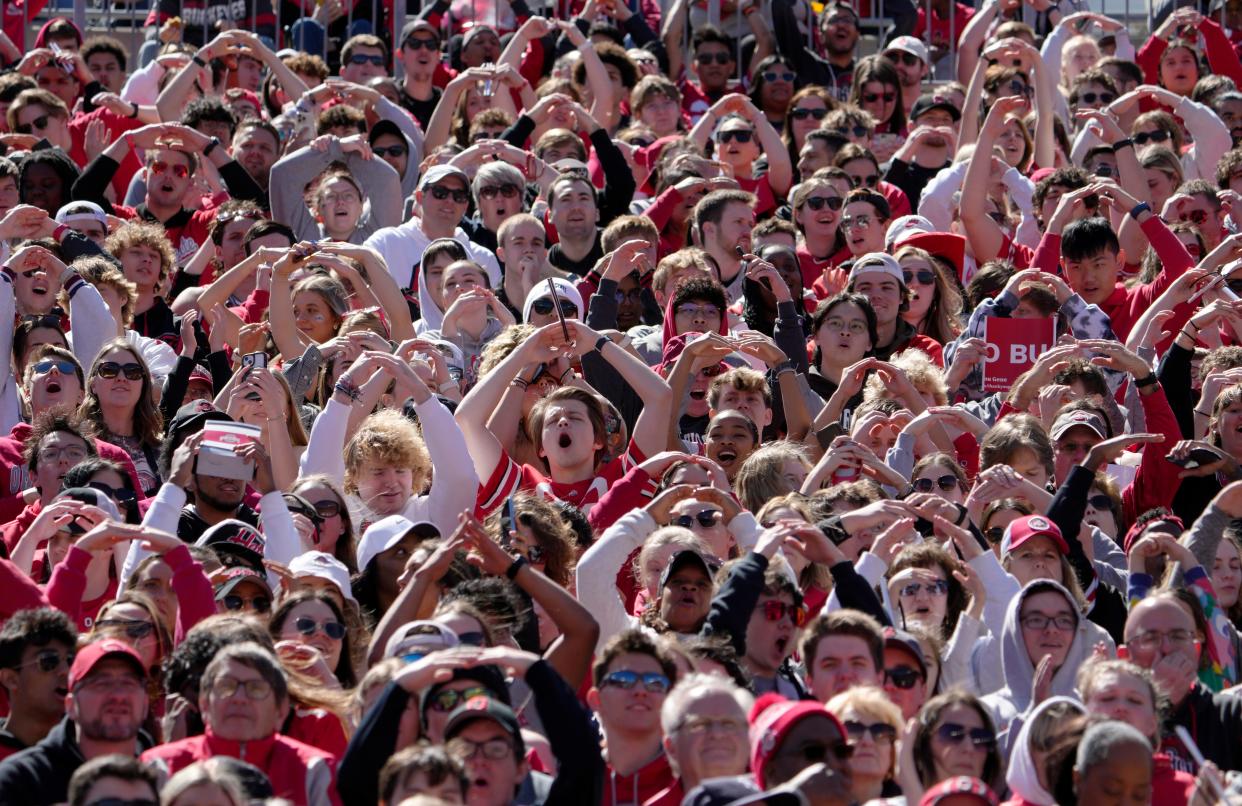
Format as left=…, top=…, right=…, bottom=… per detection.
left=1, top=0, right=1242, bottom=804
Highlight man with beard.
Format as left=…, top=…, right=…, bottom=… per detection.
left=885, top=94, right=958, bottom=206
left=0, top=638, right=150, bottom=804
left=692, top=189, right=756, bottom=303
left=0, top=608, right=77, bottom=761
left=548, top=172, right=606, bottom=276
left=230, top=119, right=281, bottom=205
left=1214, top=91, right=1242, bottom=148
left=884, top=37, right=932, bottom=117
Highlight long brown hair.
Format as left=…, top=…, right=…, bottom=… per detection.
left=894, top=245, right=963, bottom=345
left=78, top=338, right=164, bottom=447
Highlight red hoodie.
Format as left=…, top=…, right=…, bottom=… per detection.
left=602, top=751, right=675, bottom=806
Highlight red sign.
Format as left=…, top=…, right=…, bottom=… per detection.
left=982, top=317, right=1057, bottom=393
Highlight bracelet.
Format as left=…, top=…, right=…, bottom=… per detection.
left=203, top=137, right=221, bottom=157
left=558, top=367, right=574, bottom=384
left=1195, top=408, right=1213, bottom=417
left=954, top=503, right=968, bottom=526
left=1111, top=137, right=1133, bottom=151
left=1129, top=201, right=1151, bottom=220
left=192, top=54, right=207, bottom=68
left=1134, top=373, right=1159, bottom=388
left=510, top=377, right=529, bottom=389
left=437, top=380, right=458, bottom=393
left=128, top=101, right=139, bottom=119
left=52, top=223, right=69, bottom=242
left=594, top=334, right=610, bottom=353
left=774, top=358, right=795, bottom=376
left=333, top=379, right=361, bottom=401
left=505, top=556, right=528, bottom=580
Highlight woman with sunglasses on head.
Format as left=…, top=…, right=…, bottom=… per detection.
left=909, top=690, right=1003, bottom=800
left=782, top=86, right=836, bottom=172
left=77, top=338, right=163, bottom=496
left=269, top=589, right=362, bottom=690
left=689, top=93, right=793, bottom=215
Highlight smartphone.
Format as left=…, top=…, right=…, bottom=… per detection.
left=241, top=352, right=267, bottom=370
left=1165, top=447, right=1223, bottom=468
left=545, top=278, right=571, bottom=342
left=501, top=495, right=516, bottom=539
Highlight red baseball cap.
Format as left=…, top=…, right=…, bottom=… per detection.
left=919, top=776, right=999, bottom=806
left=1001, top=515, right=1069, bottom=557
left=68, top=638, right=145, bottom=689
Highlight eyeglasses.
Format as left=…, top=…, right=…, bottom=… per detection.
left=1004, top=80, right=1033, bottom=97
left=210, top=675, right=272, bottom=700
left=403, top=37, right=439, bottom=51
left=1076, top=91, right=1116, bottom=105
left=428, top=185, right=470, bottom=203
left=32, top=359, right=75, bottom=376
left=150, top=160, right=191, bottom=179
left=841, top=214, right=873, bottom=229
left=348, top=53, right=386, bottom=66
left=696, top=52, right=733, bottom=65
left=614, top=287, right=643, bottom=304
left=430, top=685, right=491, bottom=712
left=96, top=362, right=144, bottom=381
left=762, top=599, right=808, bottom=626
left=311, top=499, right=342, bottom=519
left=794, top=739, right=855, bottom=763
left=936, top=722, right=996, bottom=748
left=884, top=665, right=923, bottom=690
left=885, top=51, right=922, bottom=67
left=372, top=144, right=408, bottom=159
left=1087, top=493, right=1113, bottom=511
left=321, top=190, right=360, bottom=206
left=15, top=114, right=49, bottom=134
left=676, top=303, right=721, bottom=319
left=500, top=534, right=546, bottom=564
left=293, top=616, right=346, bottom=640
left=898, top=579, right=950, bottom=598
left=844, top=719, right=898, bottom=743
left=699, top=364, right=726, bottom=378
left=673, top=509, right=723, bottom=528
left=448, top=737, right=514, bottom=760
left=1128, top=628, right=1196, bottom=651
left=764, top=70, right=796, bottom=82
left=911, top=474, right=958, bottom=493
left=1094, top=163, right=1115, bottom=177
left=803, top=195, right=844, bottom=211
left=457, top=631, right=487, bottom=647
left=823, top=316, right=868, bottom=334
left=221, top=594, right=271, bottom=613
left=848, top=174, right=879, bottom=188
left=480, top=183, right=521, bottom=200
left=530, top=298, right=578, bottom=317
left=862, top=91, right=895, bottom=104
left=95, top=618, right=155, bottom=640
left=1181, top=209, right=1210, bottom=226
left=37, top=444, right=87, bottom=464
left=985, top=526, right=1004, bottom=544
left=718, top=129, right=754, bottom=144
left=676, top=715, right=747, bottom=735
left=600, top=669, right=671, bottom=693
left=87, top=481, right=136, bottom=504
left=17, top=647, right=74, bottom=673
left=903, top=269, right=936, bottom=286
left=1133, top=130, right=1171, bottom=145
left=791, top=107, right=828, bottom=121
left=1019, top=613, right=1077, bottom=632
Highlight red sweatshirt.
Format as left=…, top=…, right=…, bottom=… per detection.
left=602, top=751, right=675, bottom=806
left=1137, top=18, right=1242, bottom=90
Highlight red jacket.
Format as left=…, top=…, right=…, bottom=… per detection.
left=142, top=729, right=340, bottom=806
left=602, top=751, right=675, bottom=806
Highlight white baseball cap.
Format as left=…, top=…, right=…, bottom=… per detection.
left=884, top=36, right=931, bottom=67
left=383, top=620, right=460, bottom=660
left=847, top=252, right=906, bottom=287
left=288, top=551, right=355, bottom=603
left=356, top=515, right=440, bottom=572
left=884, top=215, right=935, bottom=251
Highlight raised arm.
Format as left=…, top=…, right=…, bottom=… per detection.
left=960, top=97, right=1026, bottom=264
left=268, top=250, right=312, bottom=360
left=317, top=243, right=416, bottom=341
left=558, top=20, right=616, bottom=130
left=155, top=31, right=238, bottom=123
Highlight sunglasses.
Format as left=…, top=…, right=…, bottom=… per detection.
left=718, top=129, right=754, bottom=144
left=936, top=722, right=997, bottom=748
left=898, top=579, right=950, bottom=598
left=428, top=185, right=470, bottom=203
left=372, top=144, right=408, bottom=159
left=530, top=298, right=578, bottom=317
left=885, top=665, right=923, bottom=690
left=32, top=359, right=76, bottom=376
left=500, top=534, right=545, bottom=564
left=1076, top=91, right=1116, bottom=105
left=885, top=51, right=922, bottom=67
left=150, top=160, right=190, bottom=179
left=19, top=647, right=74, bottom=673
left=88, top=481, right=136, bottom=504
left=348, top=53, right=386, bottom=66
left=804, top=195, right=844, bottom=211
left=22, top=313, right=61, bottom=328
left=1004, top=80, right=1033, bottom=97
left=311, top=499, right=342, bottom=519
left=403, top=37, right=439, bottom=51
left=673, top=509, right=723, bottom=528
left=480, top=183, right=520, bottom=199
left=85, top=800, right=158, bottom=806
left=1133, top=129, right=1171, bottom=145
left=764, top=70, right=796, bottom=82
left=795, top=740, right=855, bottom=763
left=762, top=599, right=808, bottom=626
left=456, top=630, right=487, bottom=647
left=1182, top=209, right=1210, bottom=226
left=293, top=616, right=346, bottom=640
left=95, top=618, right=155, bottom=639
left=221, top=594, right=271, bottom=613
left=1094, top=163, right=1115, bottom=177
left=985, top=526, right=1005, bottom=544
left=849, top=174, right=879, bottom=188
left=699, top=364, right=726, bottom=378
left=791, top=107, right=828, bottom=121
left=862, top=91, right=896, bottom=104
left=696, top=52, right=733, bottom=65
left=844, top=720, right=898, bottom=743
left=600, top=669, right=671, bottom=693
left=903, top=269, right=936, bottom=286
left=911, top=474, right=957, bottom=493
left=96, top=361, right=144, bottom=381
left=15, top=114, right=49, bottom=135
left=432, top=685, right=489, bottom=710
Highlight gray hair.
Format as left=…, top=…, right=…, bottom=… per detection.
left=472, top=161, right=526, bottom=204
left=1075, top=721, right=1152, bottom=774
left=659, top=672, right=754, bottom=737
left=201, top=641, right=289, bottom=707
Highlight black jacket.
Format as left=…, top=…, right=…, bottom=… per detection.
left=0, top=716, right=149, bottom=805
left=1162, top=684, right=1242, bottom=773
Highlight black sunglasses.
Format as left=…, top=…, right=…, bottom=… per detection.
left=885, top=665, right=924, bottom=689
left=222, top=594, right=271, bottom=613
left=1076, top=91, right=1116, bottom=105
left=673, top=510, right=722, bottom=528
left=696, top=52, right=733, bottom=65
left=15, top=114, right=49, bottom=135
left=1087, top=493, right=1114, bottom=511
left=530, top=298, right=578, bottom=317
left=804, top=195, right=844, bottom=211
left=1134, top=130, right=1171, bottom=145
left=96, top=361, right=143, bottom=381
left=348, top=53, right=386, bottom=66
left=985, top=526, right=1005, bottom=544
left=480, top=184, right=520, bottom=200
left=95, top=618, right=154, bottom=640
left=911, top=474, right=958, bottom=493
left=293, top=616, right=346, bottom=640
left=19, top=647, right=74, bottom=673
left=885, top=51, right=922, bottom=67
left=718, top=129, right=753, bottom=144
left=937, top=722, right=997, bottom=748
left=311, top=499, right=342, bottom=519
left=372, top=144, right=408, bottom=159
left=791, top=107, right=829, bottom=121
left=87, top=481, right=136, bottom=504
left=428, top=185, right=470, bottom=203
left=850, top=173, right=879, bottom=188
left=763, top=70, right=795, bottom=82
left=403, top=37, right=439, bottom=51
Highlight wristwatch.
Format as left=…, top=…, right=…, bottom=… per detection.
left=203, top=137, right=221, bottom=158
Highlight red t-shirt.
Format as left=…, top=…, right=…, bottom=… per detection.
left=915, top=3, right=974, bottom=53
left=477, top=441, right=647, bottom=517
left=679, top=79, right=743, bottom=125
left=800, top=244, right=851, bottom=298
left=68, top=109, right=143, bottom=200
